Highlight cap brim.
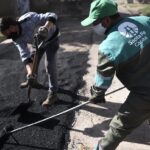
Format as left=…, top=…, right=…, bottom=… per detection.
left=81, top=17, right=96, bottom=26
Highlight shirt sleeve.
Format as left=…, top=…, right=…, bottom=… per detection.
left=18, top=12, right=58, bottom=27
left=15, top=12, right=58, bottom=63
left=29, top=12, right=58, bottom=26
left=94, top=48, right=115, bottom=90
left=14, top=41, right=31, bottom=63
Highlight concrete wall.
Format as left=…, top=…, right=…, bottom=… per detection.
left=118, top=0, right=150, bottom=3
left=0, top=0, right=149, bottom=17
left=30, top=0, right=92, bottom=17
left=0, top=0, right=92, bottom=17
left=0, top=0, right=18, bottom=17
left=17, top=0, right=30, bottom=16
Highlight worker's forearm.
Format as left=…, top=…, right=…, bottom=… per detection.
left=44, top=21, right=55, bottom=29
left=25, top=63, right=33, bottom=75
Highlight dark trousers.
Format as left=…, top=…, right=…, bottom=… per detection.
left=100, top=92, right=150, bottom=150
left=35, top=38, right=59, bottom=92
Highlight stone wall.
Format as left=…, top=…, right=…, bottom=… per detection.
left=134, top=0, right=149, bottom=3
left=117, top=0, right=150, bottom=4
left=17, top=0, right=30, bottom=16
left=0, top=0, right=18, bottom=17
left=0, top=0, right=92, bottom=17
left=30, top=0, right=92, bottom=17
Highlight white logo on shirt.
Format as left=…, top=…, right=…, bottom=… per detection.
left=118, top=22, right=138, bottom=38
left=118, top=21, right=148, bottom=47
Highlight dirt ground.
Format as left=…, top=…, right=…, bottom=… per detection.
left=67, top=3, right=150, bottom=150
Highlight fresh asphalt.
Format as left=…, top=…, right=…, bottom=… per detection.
left=0, top=42, right=77, bottom=150
left=0, top=17, right=92, bottom=150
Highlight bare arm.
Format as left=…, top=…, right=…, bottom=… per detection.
left=44, top=20, right=55, bottom=29
left=25, top=63, right=33, bottom=75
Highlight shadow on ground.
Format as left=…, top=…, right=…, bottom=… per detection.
left=0, top=17, right=91, bottom=150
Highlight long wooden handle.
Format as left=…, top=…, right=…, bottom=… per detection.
left=27, top=35, right=40, bottom=102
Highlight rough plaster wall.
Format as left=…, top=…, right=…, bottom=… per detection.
left=17, top=0, right=30, bottom=16
left=117, top=0, right=150, bottom=3
left=0, top=0, right=92, bottom=17
left=0, top=0, right=149, bottom=17
left=30, top=0, right=92, bottom=17
left=0, top=0, right=18, bottom=17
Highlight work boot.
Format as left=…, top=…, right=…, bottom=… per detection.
left=20, top=80, right=29, bottom=88
left=20, top=74, right=36, bottom=88
left=42, top=91, right=58, bottom=107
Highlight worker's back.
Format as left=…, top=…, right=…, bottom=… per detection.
left=100, top=16, right=150, bottom=95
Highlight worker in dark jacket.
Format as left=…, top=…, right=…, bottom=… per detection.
left=0, top=12, right=60, bottom=107
left=81, top=0, right=150, bottom=149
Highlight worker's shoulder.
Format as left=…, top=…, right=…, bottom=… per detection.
left=18, top=12, right=37, bottom=22
left=123, top=15, right=150, bottom=28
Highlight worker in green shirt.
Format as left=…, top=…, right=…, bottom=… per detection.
left=81, top=0, right=150, bottom=149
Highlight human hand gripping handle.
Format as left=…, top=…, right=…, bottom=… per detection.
left=27, top=74, right=37, bottom=87
left=37, top=21, right=55, bottom=40
left=37, top=26, right=49, bottom=40
left=90, top=86, right=106, bottom=104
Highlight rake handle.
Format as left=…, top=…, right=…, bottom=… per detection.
left=10, top=86, right=125, bottom=134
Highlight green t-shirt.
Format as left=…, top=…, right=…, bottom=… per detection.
left=95, top=16, right=150, bottom=94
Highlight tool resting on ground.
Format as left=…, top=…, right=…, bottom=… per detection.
left=0, top=86, right=125, bottom=149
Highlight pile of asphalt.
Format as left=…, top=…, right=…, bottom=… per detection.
left=0, top=17, right=91, bottom=150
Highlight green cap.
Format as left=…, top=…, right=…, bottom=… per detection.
left=81, top=0, right=118, bottom=26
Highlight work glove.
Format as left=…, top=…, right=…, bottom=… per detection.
left=90, top=86, right=106, bottom=104
left=37, top=26, right=49, bottom=40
